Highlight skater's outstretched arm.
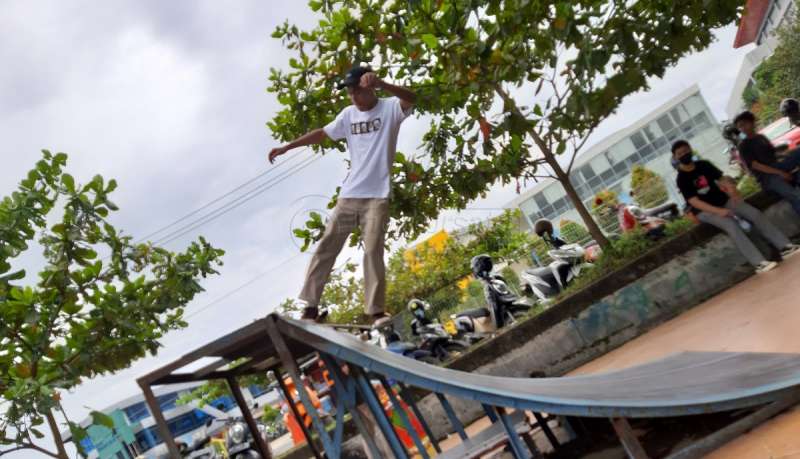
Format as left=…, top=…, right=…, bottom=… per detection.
left=268, top=128, right=328, bottom=164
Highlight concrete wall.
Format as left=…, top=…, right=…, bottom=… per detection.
left=416, top=197, right=800, bottom=439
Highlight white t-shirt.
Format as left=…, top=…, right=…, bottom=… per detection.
left=323, top=97, right=411, bottom=198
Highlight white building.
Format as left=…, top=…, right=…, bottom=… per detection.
left=726, top=0, right=797, bottom=118
left=61, top=382, right=278, bottom=458
left=507, top=85, right=728, bottom=231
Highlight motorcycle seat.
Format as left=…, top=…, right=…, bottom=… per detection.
left=643, top=202, right=678, bottom=216
left=456, top=307, right=490, bottom=319
left=524, top=266, right=552, bottom=277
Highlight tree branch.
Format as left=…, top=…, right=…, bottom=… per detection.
left=0, top=442, right=61, bottom=458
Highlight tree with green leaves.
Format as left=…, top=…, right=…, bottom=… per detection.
left=385, top=209, right=534, bottom=315
left=268, top=0, right=741, bottom=250
left=743, top=0, right=800, bottom=123
left=630, top=164, right=669, bottom=208
left=0, top=152, right=224, bottom=458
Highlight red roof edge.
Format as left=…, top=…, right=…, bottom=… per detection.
left=734, top=0, right=772, bottom=48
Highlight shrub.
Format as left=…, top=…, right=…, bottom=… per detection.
left=737, top=174, right=761, bottom=198
left=559, top=219, right=591, bottom=244
left=630, top=164, right=669, bottom=208
left=592, top=189, right=620, bottom=233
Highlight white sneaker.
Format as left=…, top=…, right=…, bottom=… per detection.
left=755, top=261, right=778, bottom=274
left=780, top=244, right=800, bottom=259
left=371, top=313, right=393, bottom=329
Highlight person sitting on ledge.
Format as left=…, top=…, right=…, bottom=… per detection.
left=672, top=139, right=798, bottom=273
left=735, top=110, right=800, bottom=216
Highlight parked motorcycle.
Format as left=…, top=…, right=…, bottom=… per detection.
left=384, top=330, right=440, bottom=364
left=617, top=201, right=680, bottom=239
left=519, top=219, right=593, bottom=303
left=407, top=299, right=471, bottom=358
left=186, top=416, right=268, bottom=458
left=450, top=255, right=532, bottom=337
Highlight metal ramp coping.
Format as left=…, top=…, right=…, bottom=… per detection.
left=137, top=314, right=800, bottom=459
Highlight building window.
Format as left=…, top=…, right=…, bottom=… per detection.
left=693, top=112, right=711, bottom=130
left=579, top=164, right=596, bottom=183
left=588, top=176, right=603, bottom=191
left=533, top=193, right=549, bottom=209
left=576, top=183, right=591, bottom=200
left=157, top=392, right=180, bottom=412
left=670, top=108, right=682, bottom=125
left=657, top=114, right=675, bottom=133
left=641, top=125, right=657, bottom=143
left=124, top=402, right=150, bottom=424
left=631, top=132, right=647, bottom=149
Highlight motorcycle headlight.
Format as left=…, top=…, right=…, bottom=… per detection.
left=228, top=422, right=247, bottom=445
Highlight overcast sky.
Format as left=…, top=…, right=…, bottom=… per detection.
left=0, top=2, right=753, bottom=457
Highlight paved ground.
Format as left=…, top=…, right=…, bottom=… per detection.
left=436, top=253, right=800, bottom=458
left=570, top=253, right=800, bottom=458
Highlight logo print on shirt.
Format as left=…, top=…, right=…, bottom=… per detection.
left=694, top=175, right=711, bottom=195
left=350, top=118, right=382, bottom=135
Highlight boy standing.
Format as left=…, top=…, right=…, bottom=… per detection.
left=268, top=66, right=415, bottom=326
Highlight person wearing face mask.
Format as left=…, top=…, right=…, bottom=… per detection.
left=672, top=140, right=798, bottom=273
left=734, top=110, right=800, bottom=216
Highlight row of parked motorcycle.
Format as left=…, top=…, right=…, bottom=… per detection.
left=367, top=202, right=680, bottom=365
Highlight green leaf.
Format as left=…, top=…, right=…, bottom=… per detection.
left=421, top=34, right=438, bottom=49
left=61, top=174, right=75, bottom=192
left=0, top=269, right=25, bottom=282
left=63, top=302, right=83, bottom=315
left=91, top=410, right=114, bottom=429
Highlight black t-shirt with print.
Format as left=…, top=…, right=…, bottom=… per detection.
left=738, top=134, right=777, bottom=174
left=676, top=160, right=729, bottom=211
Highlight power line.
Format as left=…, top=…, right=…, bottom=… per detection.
left=137, top=148, right=312, bottom=243
left=185, top=251, right=307, bottom=319
left=154, top=152, right=322, bottom=246
left=184, top=255, right=355, bottom=320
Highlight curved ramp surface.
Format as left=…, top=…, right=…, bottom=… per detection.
left=277, top=315, right=800, bottom=418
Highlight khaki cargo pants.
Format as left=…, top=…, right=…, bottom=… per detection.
left=299, top=198, right=389, bottom=315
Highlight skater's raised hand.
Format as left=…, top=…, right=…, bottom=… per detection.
left=360, top=72, right=380, bottom=90
left=268, top=145, right=288, bottom=164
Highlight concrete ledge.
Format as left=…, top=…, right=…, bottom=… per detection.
left=448, top=192, right=796, bottom=375
left=414, top=192, right=800, bottom=437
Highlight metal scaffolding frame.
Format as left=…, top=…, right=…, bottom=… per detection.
left=138, top=314, right=800, bottom=459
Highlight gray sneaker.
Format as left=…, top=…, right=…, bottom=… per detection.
left=300, top=306, right=321, bottom=323
left=780, top=244, right=800, bottom=259
left=755, top=261, right=778, bottom=274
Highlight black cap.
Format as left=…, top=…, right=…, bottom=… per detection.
left=337, top=65, right=372, bottom=90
